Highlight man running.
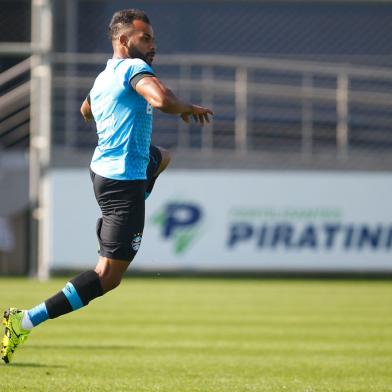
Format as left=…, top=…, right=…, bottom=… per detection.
left=1, top=8, right=212, bottom=364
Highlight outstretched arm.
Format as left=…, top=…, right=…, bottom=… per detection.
left=135, top=76, right=213, bottom=125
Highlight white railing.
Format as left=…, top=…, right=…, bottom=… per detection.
left=2, top=53, right=392, bottom=161
left=51, top=53, right=392, bottom=161
left=0, top=58, right=31, bottom=148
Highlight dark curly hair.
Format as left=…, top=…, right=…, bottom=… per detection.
left=108, top=9, right=150, bottom=40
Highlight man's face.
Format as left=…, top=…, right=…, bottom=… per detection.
left=123, top=20, right=156, bottom=65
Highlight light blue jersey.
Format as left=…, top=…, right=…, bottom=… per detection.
left=90, top=58, right=155, bottom=180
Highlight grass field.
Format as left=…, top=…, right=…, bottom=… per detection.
left=0, top=277, right=391, bottom=392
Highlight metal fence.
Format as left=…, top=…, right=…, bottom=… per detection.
left=0, top=58, right=30, bottom=148
left=2, top=52, right=392, bottom=168
left=49, top=52, right=392, bottom=167
left=2, top=0, right=392, bottom=170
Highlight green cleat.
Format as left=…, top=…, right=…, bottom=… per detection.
left=1, top=308, right=30, bottom=364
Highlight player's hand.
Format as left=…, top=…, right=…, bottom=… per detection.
left=181, top=105, right=213, bottom=126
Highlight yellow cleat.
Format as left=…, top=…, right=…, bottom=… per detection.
left=1, top=308, right=30, bottom=364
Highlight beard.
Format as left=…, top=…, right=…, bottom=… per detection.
left=127, top=45, right=154, bottom=65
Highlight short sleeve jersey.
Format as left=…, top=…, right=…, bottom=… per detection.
left=89, top=58, right=155, bottom=180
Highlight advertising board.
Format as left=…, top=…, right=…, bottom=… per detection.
left=49, top=170, right=392, bottom=272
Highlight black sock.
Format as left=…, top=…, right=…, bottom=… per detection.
left=45, top=270, right=103, bottom=319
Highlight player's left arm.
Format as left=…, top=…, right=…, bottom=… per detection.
left=134, top=76, right=213, bottom=125
left=80, top=96, right=94, bottom=122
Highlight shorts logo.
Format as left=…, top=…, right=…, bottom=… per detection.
left=131, top=234, right=143, bottom=251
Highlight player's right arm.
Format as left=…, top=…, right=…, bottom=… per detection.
left=135, top=76, right=213, bottom=125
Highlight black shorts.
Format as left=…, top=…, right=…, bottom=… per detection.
left=90, top=146, right=162, bottom=261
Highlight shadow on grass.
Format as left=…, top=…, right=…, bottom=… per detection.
left=26, top=345, right=138, bottom=351
left=6, top=363, right=66, bottom=368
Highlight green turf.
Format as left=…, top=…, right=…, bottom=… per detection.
left=0, top=278, right=391, bottom=392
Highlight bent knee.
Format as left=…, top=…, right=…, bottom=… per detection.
left=95, top=257, right=129, bottom=293
left=106, top=277, right=122, bottom=292
left=161, top=148, right=172, bottom=165
left=96, top=269, right=123, bottom=293
left=157, top=147, right=171, bottom=174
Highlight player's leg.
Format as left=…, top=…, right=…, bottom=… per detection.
left=145, top=145, right=171, bottom=200
left=1, top=174, right=145, bottom=364
left=94, top=256, right=130, bottom=293
left=27, top=173, right=145, bottom=322
left=1, top=255, right=132, bottom=364
left=156, top=146, right=171, bottom=176
left=1, top=267, right=106, bottom=364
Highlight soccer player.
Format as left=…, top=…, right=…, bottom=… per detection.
left=1, top=8, right=213, bottom=364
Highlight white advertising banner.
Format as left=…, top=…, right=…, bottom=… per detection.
left=49, top=169, right=392, bottom=272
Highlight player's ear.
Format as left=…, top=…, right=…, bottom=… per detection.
left=119, top=34, right=128, bottom=47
